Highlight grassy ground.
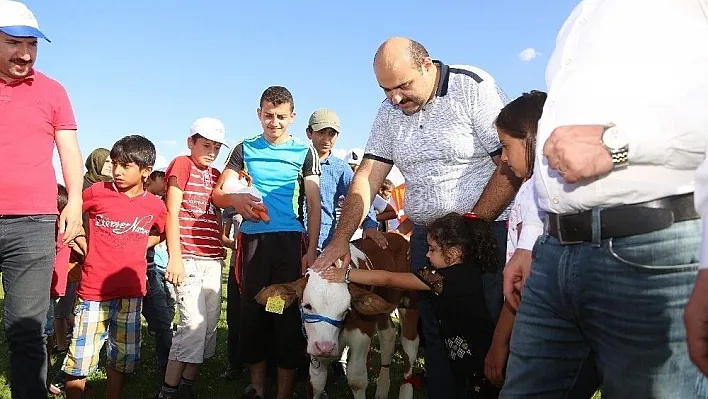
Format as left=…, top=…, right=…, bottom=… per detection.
left=0, top=261, right=428, bottom=399
left=0, top=260, right=601, bottom=399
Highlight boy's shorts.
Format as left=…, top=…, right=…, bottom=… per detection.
left=62, top=297, right=142, bottom=376
left=169, top=258, right=224, bottom=363
left=239, top=232, right=306, bottom=369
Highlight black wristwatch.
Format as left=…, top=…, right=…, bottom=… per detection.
left=601, top=123, right=629, bottom=169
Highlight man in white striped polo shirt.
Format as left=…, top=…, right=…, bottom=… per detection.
left=313, top=37, right=521, bottom=398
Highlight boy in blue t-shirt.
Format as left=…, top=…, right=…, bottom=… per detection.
left=212, top=86, right=321, bottom=399
left=142, top=170, right=175, bottom=374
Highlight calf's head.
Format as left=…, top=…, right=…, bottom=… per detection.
left=255, top=270, right=395, bottom=358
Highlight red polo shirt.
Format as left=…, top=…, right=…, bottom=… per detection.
left=0, top=70, right=77, bottom=215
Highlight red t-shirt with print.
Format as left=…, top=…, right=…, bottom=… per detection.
left=165, top=156, right=224, bottom=259
left=78, top=182, right=167, bottom=301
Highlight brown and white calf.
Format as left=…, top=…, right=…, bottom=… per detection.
left=256, top=232, right=420, bottom=399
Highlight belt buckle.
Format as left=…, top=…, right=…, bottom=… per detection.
left=551, top=214, right=584, bottom=245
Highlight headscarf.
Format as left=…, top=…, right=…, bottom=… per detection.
left=83, top=148, right=113, bottom=188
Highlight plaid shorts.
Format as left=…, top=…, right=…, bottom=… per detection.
left=62, top=297, right=142, bottom=376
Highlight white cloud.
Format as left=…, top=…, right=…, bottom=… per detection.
left=518, top=47, right=541, bottom=63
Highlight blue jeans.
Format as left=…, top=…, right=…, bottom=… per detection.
left=0, top=214, right=57, bottom=399
left=411, top=221, right=507, bottom=399
left=502, top=218, right=705, bottom=399
left=142, top=263, right=176, bottom=370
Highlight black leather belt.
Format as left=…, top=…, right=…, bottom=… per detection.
left=548, top=193, right=698, bottom=244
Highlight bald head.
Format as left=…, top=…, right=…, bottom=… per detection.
left=374, top=37, right=430, bottom=69
left=372, top=37, right=437, bottom=116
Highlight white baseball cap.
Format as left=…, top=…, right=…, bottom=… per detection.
left=190, top=117, right=229, bottom=147
left=344, top=148, right=365, bottom=166
left=0, top=1, right=50, bottom=42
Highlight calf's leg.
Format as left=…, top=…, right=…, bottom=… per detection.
left=375, top=315, right=396, bottom=399
left=308, top=357, right=332, bottom=399
left=343, top=328, right=372, bottom=399
left=398, top=308, right=420, bottom=399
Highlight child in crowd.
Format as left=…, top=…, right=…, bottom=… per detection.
left=304, top=108, right=382, bottom=250
left=159, top=118, right=228, bottom=399
left=45, top=185, right=85, bottom=371
left=219, top=207, right=244, bottom=380
left=48, top=240, right=84, bottom=395
left=321, top=212, right=500, bottom=398
left=142, top=170, right=175, bottom=374
left=211, top=86, right=321, bottom=399
left=482, top=90, right=547, bottom=387
left=376, top=179, right=399, bottom=231
left=145, top=170, right=166, bottom=198
left=59, top=135, right=167, bottom=399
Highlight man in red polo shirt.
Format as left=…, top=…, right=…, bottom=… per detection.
left=0, top=1, right=83, bottom=397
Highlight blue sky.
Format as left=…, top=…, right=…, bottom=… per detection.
left=25, top=0, right=579, bottom=176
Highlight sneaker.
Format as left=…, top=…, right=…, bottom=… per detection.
left=178, top=381, right=197, bottom=399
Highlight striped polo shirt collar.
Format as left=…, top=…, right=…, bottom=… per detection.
left=434, top=60, right=451, bottom=97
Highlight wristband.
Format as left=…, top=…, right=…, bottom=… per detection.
left=344, top=265, right=353, bottom=284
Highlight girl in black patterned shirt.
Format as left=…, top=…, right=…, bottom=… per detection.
left=320, top=212, right=499, bottom=398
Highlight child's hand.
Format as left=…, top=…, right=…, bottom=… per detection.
left=301, top=249, right=317, bottom=275
left=230, top=193, right=268, bottom=222
left=319, top=267, right=347, bottom=283
left=484, top=340, right=509, bottom=387
left=165, top=259, right=185, bottom=286
left=58, top=199, right=83, bottom=245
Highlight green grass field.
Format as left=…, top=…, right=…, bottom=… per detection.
left=0, top=263, right=427, bottom=399
left=0, top=259, right=602, bottom=399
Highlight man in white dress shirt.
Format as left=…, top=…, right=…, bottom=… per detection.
left=502, top=1, right=708, bottom=398
left=686, top=147, right=708, bottom=380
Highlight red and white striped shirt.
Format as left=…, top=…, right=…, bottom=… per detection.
left=165, top=156, right=224, bottom=260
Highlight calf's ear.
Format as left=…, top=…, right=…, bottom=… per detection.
left=255, top=276, right=308, bottom=308
left=348, top=284, right=396, bottom=316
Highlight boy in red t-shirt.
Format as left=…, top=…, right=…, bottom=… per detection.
left=60, top=135, right=167, bottom=399
left=158, top=118, right=227, bottom=399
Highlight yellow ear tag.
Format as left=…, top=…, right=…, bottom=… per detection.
left=265, top=295, right=285, bottom=315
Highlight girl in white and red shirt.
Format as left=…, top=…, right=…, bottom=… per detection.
left=483, top=90, right=547, bottom=388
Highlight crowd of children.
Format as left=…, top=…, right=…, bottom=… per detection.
left=41, top=84, right=544, bottom=399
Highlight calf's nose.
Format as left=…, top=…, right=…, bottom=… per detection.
left=315, top=341, right=336, bottom=355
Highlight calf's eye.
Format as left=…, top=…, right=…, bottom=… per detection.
left=303, top=303, right=313, bottom=310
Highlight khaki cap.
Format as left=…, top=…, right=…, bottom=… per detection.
left=308, top=109, right=341, bottom=133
